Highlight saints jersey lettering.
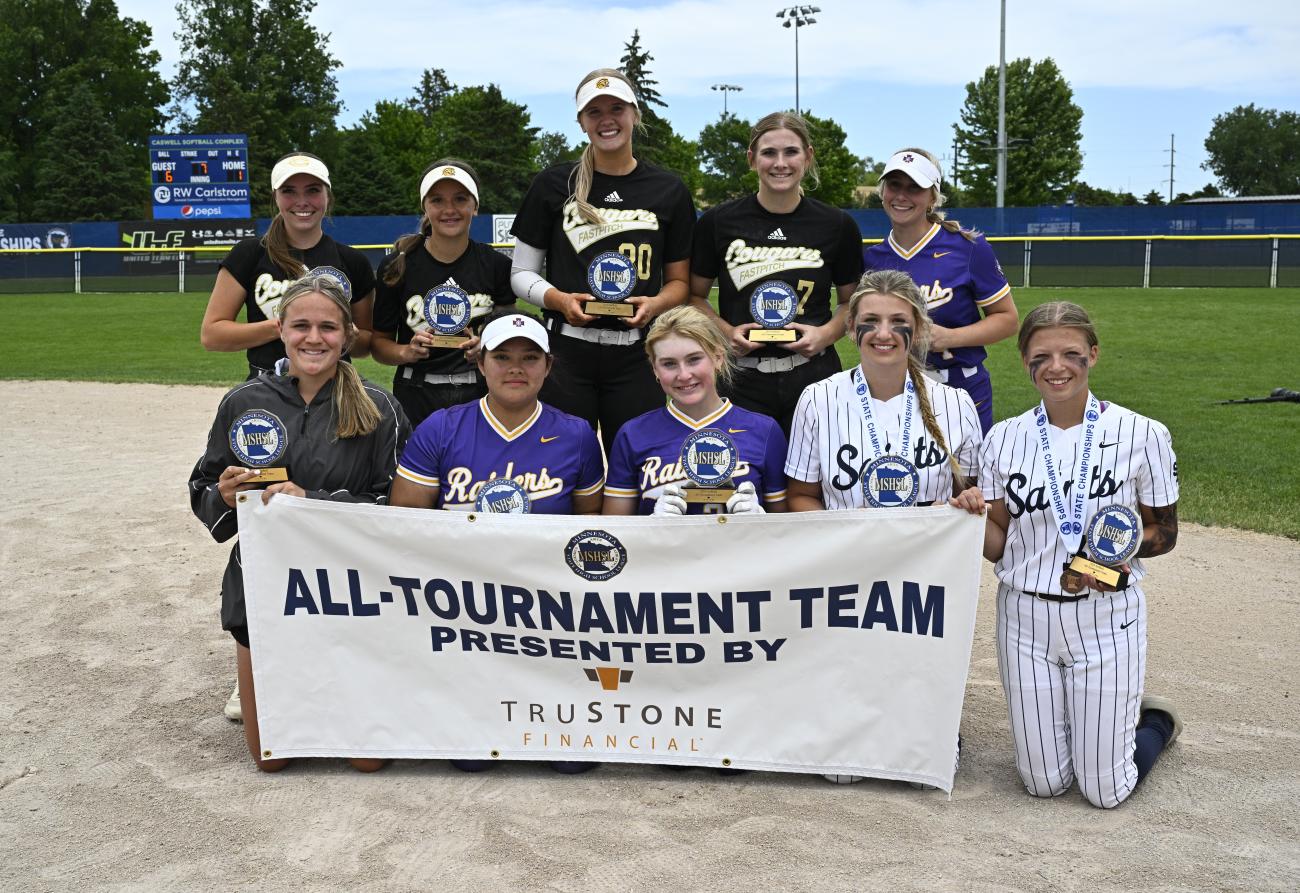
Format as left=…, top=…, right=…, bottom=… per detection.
left=562, top=201, right=660, bottom=253
left=723, top=238, right=825, bottom=290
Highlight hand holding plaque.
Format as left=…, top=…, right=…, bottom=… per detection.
left=422, top=285, right=474, bottom=348
left=680, top=428, right=738, bottom=504
left=1066, top=504, right=1142, bottom=590
left=584, top=251, right=637, bottom=317
left=746, top=280, right=799, bottom=343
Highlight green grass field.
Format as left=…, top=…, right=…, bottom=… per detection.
left=2, top=287, right=1297, bottom=538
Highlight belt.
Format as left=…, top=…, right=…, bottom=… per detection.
left=735, top=354, right=811, bottom=373
left=555, top=322, right=642, bottom=345
left=400, top=367, right=479, bottom=386
left=1026, top=591, right=1088, bottom=603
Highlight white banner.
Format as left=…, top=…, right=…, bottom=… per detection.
left=238, top=496, right=983, bottom=789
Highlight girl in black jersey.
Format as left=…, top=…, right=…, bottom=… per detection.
left=201, top=152, right=375, bottom=377
left=371, top=159, right=514, bottom=427
left=690, top=112, right=864, bottom=436
left=510, top=68, right=696, bottom=454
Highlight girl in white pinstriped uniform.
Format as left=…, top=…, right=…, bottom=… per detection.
left=980, top=301, right=1182, bottom=808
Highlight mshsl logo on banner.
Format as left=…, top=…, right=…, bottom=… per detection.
left=237, top=498, right=983, bottom=790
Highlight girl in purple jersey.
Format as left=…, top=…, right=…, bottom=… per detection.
left=603, top=306, right=788, bottom=517
left=866, top=148, right=1018, bottom=432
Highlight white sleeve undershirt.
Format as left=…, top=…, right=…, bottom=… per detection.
left=510, top=240, right=555, bottom=308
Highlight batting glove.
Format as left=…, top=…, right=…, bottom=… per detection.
left=652, top=483, right=688, bottom=516
left=725, top=481, right=765, bottom=515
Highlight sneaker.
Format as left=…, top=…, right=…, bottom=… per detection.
left=823, top=774, right=864, bottom=784
left=223, top=685, right=242, bottom=722
left=1140, top=695, right=1183, bottom=746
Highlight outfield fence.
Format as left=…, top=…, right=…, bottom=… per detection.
left=1, top=236, right=1298, bottom=295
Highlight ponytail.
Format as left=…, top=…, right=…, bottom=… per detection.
left=381, top=218, right=433, bottom=287
left=332, top=359, right=381, bottom=439
left=263, top=215, right=309, bottom=279
left=568, top=146, right=605, bottom=226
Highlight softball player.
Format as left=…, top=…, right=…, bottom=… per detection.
left=603, top=306, right=788, bottom=517
left=865, top=148, right=1018, bottom=433
left=371, top=159, right=514, bottom=427
left=690, top=112, right=864, bottom=437
left=390, top=311, right=604, bottom=775
left=981, top=301, right=1181, bottom=808
left=189, top=273, right=409, bottom=772
left=202, top=152, right=376, bottom=377
left=785, top=269, right=984, bottom=514
left=510, top=68, right=696, bottom=455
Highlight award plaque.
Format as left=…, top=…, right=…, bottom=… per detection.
left=421, top=285, right=474, bottom=348
left=229, top=409, right=290, bottom=484
left=747, top=280, right=800, bottom=342
left=680, top=428, right=738, bottom=504
left=861, top=455, right=921, bottom=508
left=474, top=478, right=532, bottom=514
left=1067, top=504, right=1142, bottom=589
left=585, top=251, right=637, bottom=317
left=308, top=265, right=352, bottom=301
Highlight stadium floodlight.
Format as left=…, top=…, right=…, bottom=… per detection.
left=711, top=84, right=744, bottom=115
left=776, top=5, right=820, bottom=114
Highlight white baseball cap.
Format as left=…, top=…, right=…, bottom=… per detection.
left=481, top=314, right=550, bottom=352
left=879, top=150, right=942, bottom=189
left=419, top=164, right=479, bottom=205
left=271, top=154, right=331, bottom=190
left=575, top=75, right=638, bottom=113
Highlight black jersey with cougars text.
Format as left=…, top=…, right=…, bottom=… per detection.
left=221, top=234, right=375, bottom=371
left=692, top=194, right=864, bottom=358
left=373, top=240, right=513, bottom=377
left=511, top=161, right=695, bottom=330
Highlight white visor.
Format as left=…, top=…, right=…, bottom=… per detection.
left=271, top=154, right=331, bottom=190
left=419, top=164, right=480, bottom=206
left=879, top=151, right=942, bottom=189
left=575, top=75, right=638, bottom=113
left=481, top=314, right=550, bottom=353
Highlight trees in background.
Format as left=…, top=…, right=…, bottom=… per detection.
left=1203, top=105, right=1300, bottom=196
left=953, top=57, right=1083, bottom=206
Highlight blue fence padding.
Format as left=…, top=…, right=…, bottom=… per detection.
left=11, top=203, right=1299, bottom=248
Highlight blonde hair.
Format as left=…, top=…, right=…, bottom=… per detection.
left=569, top=68, right=642, bottom=226
left=265, top=151, right=333, bottom=277
left=645, top=305, right=735, bottom=387
left=887, top=146, right=978, bottom=243
left=749, top=111, right=821, bottom=192
left=382, top=158, right=482, bottom=287
left=848, top=269, right=966, bottom=489
left=1017, top=301, right=1099, bottom=356
left=277, top=273, right=381, bottom=439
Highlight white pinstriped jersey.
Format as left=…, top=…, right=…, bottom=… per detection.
left=980, top=400, right=1179, bottom=594
left=785, top=368, right=982, bottom=510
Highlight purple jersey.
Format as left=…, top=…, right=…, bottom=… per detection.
left=864, top=223, right=1011, bottom=370
left=397, top=398, right=604, bottom=512
left=605, top=400, right=788, bottom=514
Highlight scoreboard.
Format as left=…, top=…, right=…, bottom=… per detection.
left=148, top=134, right=252, bottom=220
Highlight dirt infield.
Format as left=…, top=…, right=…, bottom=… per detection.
left=2, top=379, right=1297, bottom=892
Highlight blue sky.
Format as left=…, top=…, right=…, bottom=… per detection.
left=121, top=0, right=1300, bottom=197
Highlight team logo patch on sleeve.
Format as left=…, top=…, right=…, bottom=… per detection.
left=422, top=285, right=473, bottom=334
left=474, top=478, right=532, bottom=514
left=308, top=265, right=352, bottom=301
left=565, top=530, right=628, bottom=581
left=229, top=410, right=288, bottom=467
left=586, top=251, right=637, bottom=301
left=748, top=280, right=799, bottom=329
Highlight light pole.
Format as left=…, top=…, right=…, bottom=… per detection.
left=711, top=83, right=743, bottom=116
left=775, top=6, right=819, bottom=114
left=996, top=0, right=1007, bottom=208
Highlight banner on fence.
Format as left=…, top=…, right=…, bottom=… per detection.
left=117, top=220, right=254, bottom=271
left=0, top=223, right=71, bottom=250
left=238, top=496, right=983, bottom=789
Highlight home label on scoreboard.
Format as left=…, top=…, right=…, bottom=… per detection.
left=149, top=134, right=252, bottom=220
